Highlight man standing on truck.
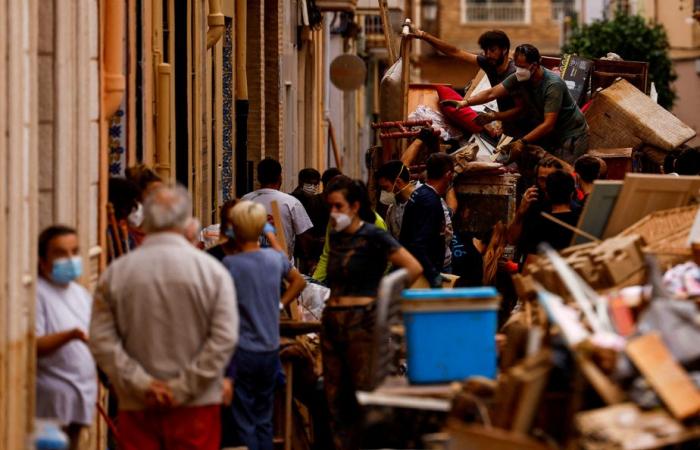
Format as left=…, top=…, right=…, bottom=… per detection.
left=409, top=27, right=534, bottom=138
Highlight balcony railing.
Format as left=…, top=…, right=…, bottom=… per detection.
left=463, top=2, right=526, bottom=23
left=364, top=14, right=384, bottom=38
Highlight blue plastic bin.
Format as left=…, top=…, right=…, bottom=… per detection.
left=401, top=287, right=501, bottom=384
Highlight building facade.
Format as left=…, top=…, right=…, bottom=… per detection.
left=636, top=0, right=700, bottom=145
left=0, top=1, right=378, bottom=447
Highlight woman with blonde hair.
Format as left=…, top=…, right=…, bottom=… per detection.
left=222, top=200, right=306, bottom=450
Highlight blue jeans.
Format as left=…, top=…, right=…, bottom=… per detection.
left=229, top=348, right=279, bottom=450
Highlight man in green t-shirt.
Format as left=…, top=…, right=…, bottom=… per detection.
left=445, top=44, right=589, bottom=163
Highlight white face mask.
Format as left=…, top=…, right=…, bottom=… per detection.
left=515, top=66, right=532, bottom=82
left=330, top=212, right=352, bottom=232
left=379, top=190, right=395, bottom=206
left=128, top=202, right=144, bottom=227
left=302, top=183, right=319, bottom=196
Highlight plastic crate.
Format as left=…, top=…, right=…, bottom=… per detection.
left=402, top=287, right=501, bottom=384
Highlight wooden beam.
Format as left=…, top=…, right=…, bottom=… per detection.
left=378, top=0, right=396, bottom=63
left=270, top=200, right=288, bottom=257
left=327, top=117, right=342, bottom=171
left=627, top=333, right=700, bottom=420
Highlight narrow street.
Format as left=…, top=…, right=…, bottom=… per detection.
left=2, top=1, right=700, bottom=449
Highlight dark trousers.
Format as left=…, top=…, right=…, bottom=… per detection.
left=321, top=303, right=376, bottom=450
left=229, top=348, right=279, bottom=450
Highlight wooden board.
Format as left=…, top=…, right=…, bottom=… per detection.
left=602, top=174, right=700, bottom=238
left=626, top=333, right=700, bottom=420
left=406, top=83, right=445, bottom=117
left=270, top=200, right=289, bottom=257
left=446, top=420, right=550, bottom=450
left=572, top=180, right=623, bottom=245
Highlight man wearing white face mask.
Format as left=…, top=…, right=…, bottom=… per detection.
left=409, top=27, right=536, bottom=138
left=455, top=44, right=589, bottom=163
left=376, top=160, right=417, bottom=239
left=36, top=225, right=97, bottom=450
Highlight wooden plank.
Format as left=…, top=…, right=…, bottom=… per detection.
left=4, top=1, right=38, bottom=446
left=603, top=174, right=700, bottom=238
left=626, top=333, right=700, bottom=420
left=465, top=69, right=485, bottom=98
left=400, top=37, right=410, bottom=123
left=0, top=0, right=8, bottom=445
left=446, top=420, right=550, bottom=450
left=377, top=0, right=396, bottom=63
left=406, top=84, right=441, bottom=117
left=270, top=200, right=288, bottom=257
left=576, top=353, right=627, bottom=405
left=284, top=362, right=293, bottom=450
left=327, top=117, right=342, bottom=171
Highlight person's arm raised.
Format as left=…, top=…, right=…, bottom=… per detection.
left=412, top=28, right=478, bottom=65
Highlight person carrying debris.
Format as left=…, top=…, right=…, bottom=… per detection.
left=36, top=225, right=97, bottom=450
left=409, top=27, right=534, bottom=138
left=450, top=44, right=590, bottom=163
left=321, top=176, right=422, bottom=450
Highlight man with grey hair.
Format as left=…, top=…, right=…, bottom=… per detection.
left=90, top=184, right=238, bottom=450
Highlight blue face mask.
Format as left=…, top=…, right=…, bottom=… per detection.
left=51, top=257, right=83, bottom=284
left=223, top=226, right=236, bottom=240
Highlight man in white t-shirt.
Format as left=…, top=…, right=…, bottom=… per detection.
left=242, top=158, right=313, bottom=261
left=36, top=225, right=97, bottom=450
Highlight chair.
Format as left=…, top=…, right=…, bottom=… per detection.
left=362, top=268, right=410, bottom=391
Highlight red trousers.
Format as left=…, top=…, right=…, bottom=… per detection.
left=117, top=404, right=220, bottom=450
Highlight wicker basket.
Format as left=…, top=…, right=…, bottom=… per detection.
left=620, top=204, right=698, bottom=269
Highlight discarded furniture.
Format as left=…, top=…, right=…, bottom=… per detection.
left=591, top=58, right=649, bottom=95
left=585, top=78, right=696, bottom=151
left=602, top=174, right=700, bottom=238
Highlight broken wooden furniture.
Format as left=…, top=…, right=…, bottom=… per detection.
left=577, top=403, right=700, bottom=450
left=591, top=58, right=649, bottom=95
left=585, top=78, right=696, bottom=151
left=587, top=147, right=633, bottom=180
